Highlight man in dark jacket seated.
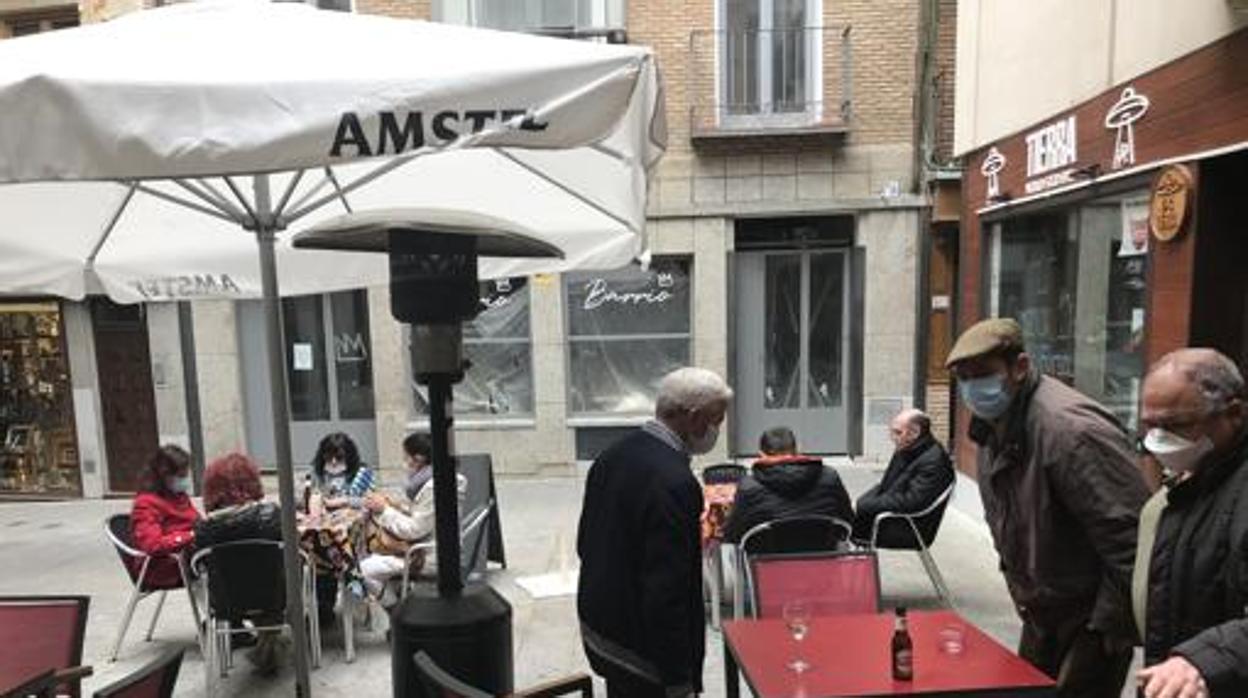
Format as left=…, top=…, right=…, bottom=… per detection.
left=851, top=409, right=954, bottom=546
left=722, top=427, right=853, bottom=545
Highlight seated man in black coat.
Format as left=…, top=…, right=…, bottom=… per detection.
left=852, top=409, right=954, bottom=546
left=722, top=427, right=854, bottom=544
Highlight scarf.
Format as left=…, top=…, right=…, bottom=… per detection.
left=405, top=466, right=433, bottom=501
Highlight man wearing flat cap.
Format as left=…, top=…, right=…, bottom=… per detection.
left=947, top=318, right=1149, bottom=697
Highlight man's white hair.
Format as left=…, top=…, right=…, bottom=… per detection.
left=655, top=367, right=733, bottom=418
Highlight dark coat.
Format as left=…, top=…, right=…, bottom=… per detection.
left=1144, top=433, right=1248, bottom=695
left=970, top=371, right=1149, bottom=644
left=722, top=455, right=854, bottom=544
left=852, top=433, right=954, bottom=546
left=576, top=428, right=704, bottom=692
left=194, top=501, right=282, bottom=549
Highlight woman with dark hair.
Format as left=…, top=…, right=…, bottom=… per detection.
left=195, top=453, right=285, bottom=675
left=306, top=432, right=374, bottom=510
left=359, top=433, right=465, bottom=610
left=130, top=444, right=200, bottom=588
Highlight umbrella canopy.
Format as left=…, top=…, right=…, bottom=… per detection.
left=0, top=0, right=665, bottom=301
left=0, top=3, right=665, bottom=694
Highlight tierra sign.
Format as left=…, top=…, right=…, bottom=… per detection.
left=1149, top=164, right=1194, bottom=242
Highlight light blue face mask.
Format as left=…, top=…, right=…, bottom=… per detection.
left=959, top=373, right=1014, bottom=420
left=166, top=474, right=192, bottom=495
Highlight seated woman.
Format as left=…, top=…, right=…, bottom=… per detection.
left=304, top=432, right=374, bottom=622
left=306, top=432, right=374, bottom=510
left=195, top=453, right=284, bottom=675
left=130, top=444, right=200, bottom=588
left=360, top=433, right=465, bottom=610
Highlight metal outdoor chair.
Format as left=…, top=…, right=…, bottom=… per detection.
left=699, top=463, right=746, bottom=629
left=413, top=651, right=593, bottom=698
left=749, top=550, right=881, bottom=619
left=0, top=595, right=93, bottom=698
left=103, top=514, right=201, bottom=662
left=864, top=482, right=956, bottom=605
left=734, top=515, right=853, bottom=619
left=92, top=647, right=184, bottom=698
left=399, top=502, right=495, bottom=599
left=190, top=539, right=321, bottom=691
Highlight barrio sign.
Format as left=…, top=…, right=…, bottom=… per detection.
left=1024, top=115, right=1078, bottom=194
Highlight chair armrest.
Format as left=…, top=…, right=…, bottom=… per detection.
left=405, top=540, right=436, bottom=563
left=52, top=664, right=93, bottom=683
left=513, top=673, right=593, bottom=698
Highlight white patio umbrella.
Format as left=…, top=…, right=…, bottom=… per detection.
left=0, top=2, right=664, bottom=692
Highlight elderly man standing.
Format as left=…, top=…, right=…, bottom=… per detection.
left=577, top=367, right=732, bottom=698
left=1135, top=349, right=1248, bottom=698
left=946, top=318, right=1148, bottom=697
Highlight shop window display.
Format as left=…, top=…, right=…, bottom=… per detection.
left=0, top=302, right=79, bottom=495
left=988, top=191, right=1149, bottom=429
left=565, top=258, right=692, bottom=416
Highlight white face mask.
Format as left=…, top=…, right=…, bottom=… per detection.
left=324, top=460, right=347, bottom=476
left=1143, top=427, right=1214, bottom=475
left=686, top=423, right=720, bottom=455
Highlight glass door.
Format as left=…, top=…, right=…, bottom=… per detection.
left=734, top=249, right=850, bottom=454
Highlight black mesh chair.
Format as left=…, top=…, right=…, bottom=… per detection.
left=190, top=539, right=320, bottom=689
left=104, top=514, right=200, bottom=662
left=734, top=515, right=853, bottom=619
left=92, top=647, right=184, bottom=698
left=701, top=463, right=747, bottom=485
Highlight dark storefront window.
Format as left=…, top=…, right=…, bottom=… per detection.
left=0, top=302, right=79, bottom=495
left=565, top=258, right=693, bottom=416
left=411, top=278, right=534, bottom=417
left=987, top=191, right=1150, bottom=428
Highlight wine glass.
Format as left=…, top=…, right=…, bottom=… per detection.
left=782, top=599, right=812, bottom=673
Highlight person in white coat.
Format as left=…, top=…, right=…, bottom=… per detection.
left=359, top=433, right=466, bottom=608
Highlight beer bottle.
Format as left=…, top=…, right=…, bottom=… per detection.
left=892, top=606, right=914, bottom=681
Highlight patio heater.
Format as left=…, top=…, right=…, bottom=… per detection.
left=294, top=209, right=562, bottom=698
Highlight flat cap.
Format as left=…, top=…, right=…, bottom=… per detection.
left=945, top=318, right=1024, bottom=368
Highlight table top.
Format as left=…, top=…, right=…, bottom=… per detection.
left=724, top=610, right=1055, bottom=697
left=296, top=507, right=362, bottom=531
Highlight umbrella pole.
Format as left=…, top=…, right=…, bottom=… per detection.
left=255, top=175, right=313, bottom=698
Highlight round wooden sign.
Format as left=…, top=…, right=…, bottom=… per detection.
left=1149, top=164, right=1194, bottom=242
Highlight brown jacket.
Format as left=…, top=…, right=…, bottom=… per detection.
left=970, top=370, right=1148, bottom=642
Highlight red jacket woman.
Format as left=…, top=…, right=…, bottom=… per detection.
left=130, top=445, right=200, bottom=588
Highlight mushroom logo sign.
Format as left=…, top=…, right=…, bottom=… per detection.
left=981, top=147, right=1006, bottom=199
left=1106, top=87, right=1150, bottom=170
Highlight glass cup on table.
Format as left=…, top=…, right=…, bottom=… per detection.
left=782, top=599, right=813, bottom=673
left=937, top=622, right=965, bottom=655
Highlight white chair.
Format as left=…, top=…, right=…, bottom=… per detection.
left=866, top=482, right=956, bottom=605
left=400, top=503, right=494, bottom=598
left=104, top=514, right=202, bottom=662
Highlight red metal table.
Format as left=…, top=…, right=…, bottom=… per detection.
left=723, top=610, right=1055, bottom=698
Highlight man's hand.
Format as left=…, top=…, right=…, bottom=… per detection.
left=363, top=492, right=387, bottom=514
left=1138, top=656, right=1208, bottom=698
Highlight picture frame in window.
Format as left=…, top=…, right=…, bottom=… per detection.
left=4, top=424, right=33, bottom=453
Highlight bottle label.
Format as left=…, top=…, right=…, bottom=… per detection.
left=895, top=649, right=914, bottom=679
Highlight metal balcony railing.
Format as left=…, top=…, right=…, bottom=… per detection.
left=688, top=25, right=852, bottom=139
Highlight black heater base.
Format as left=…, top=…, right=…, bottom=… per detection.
left=391, top=581, right=513, bottom=698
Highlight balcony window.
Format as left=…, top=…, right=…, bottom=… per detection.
left=691, top=0, right=850, bottom=138
left=435, top=0, right=625, bottom=37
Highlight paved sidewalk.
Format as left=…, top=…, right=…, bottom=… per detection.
left=0, top=467, right=1136, bottom=696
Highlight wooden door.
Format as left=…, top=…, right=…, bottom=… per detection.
left=92, top=300, right=158, bottom=493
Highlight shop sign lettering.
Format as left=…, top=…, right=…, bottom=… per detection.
left=329, top=108, right=549, bottom=158
left=1022, top=115, right=1078, bottom=195
left=582, top=277, right=673, bottom=310
left=334, top=332, right=368, bottom=362
left=131, top=273, right=242, bottom=299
